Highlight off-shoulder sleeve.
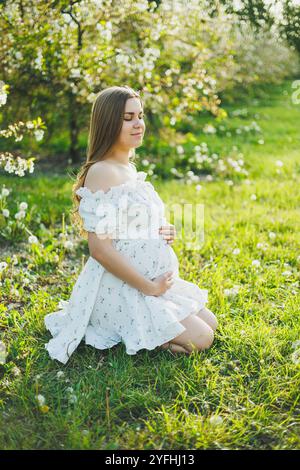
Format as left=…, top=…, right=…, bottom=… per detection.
left=75, top=187, right=118, bottom=237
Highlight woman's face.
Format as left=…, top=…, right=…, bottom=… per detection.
left=117, top=97, right=145, bottom=150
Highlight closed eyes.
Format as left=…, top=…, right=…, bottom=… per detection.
left=124, top=112, right=144, bottom=121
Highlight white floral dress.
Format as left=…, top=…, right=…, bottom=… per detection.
left=44, top=169, right=208, bottom=364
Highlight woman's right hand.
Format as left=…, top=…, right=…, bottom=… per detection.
left=143, top=271, right=174, bottom=296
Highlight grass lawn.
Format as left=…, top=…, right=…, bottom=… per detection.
left=0, top=80, right=299, bottom=449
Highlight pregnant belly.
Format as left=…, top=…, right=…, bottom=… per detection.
left=113, top=237, right=179, bottom=280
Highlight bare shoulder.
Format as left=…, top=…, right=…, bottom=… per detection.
left=84, top=161, right=121, bottom=193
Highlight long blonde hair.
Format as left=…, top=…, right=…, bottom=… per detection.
left=71, top=85, right=143, bottom=239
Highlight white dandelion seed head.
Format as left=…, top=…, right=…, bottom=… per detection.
left=292, top=340, right=300, bottom=350
left=28, top=235, right=38, bottom=244
left=36, top=394, right=46, bottom=406
left=19, top=202, right=28, bottom=211
left=209, top=415, right=223, bottom=426
left=252, top=260, right=261, bottom=267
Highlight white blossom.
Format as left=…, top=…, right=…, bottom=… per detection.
left=34, top=129, right=44, bottom=141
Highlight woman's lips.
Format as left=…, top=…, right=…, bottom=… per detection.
left=131, top=132, right=143, bottom=136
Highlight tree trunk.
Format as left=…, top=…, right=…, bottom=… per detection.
left=68, top=94, right=81, bottom=164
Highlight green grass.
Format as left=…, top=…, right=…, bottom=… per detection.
left=0, top=79, right=299, bottom=449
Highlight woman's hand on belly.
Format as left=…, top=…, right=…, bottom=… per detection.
left=158, top=224, right=176, bottom=244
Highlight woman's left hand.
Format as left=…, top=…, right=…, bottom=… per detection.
left=158, top=224, right=176, bottom=244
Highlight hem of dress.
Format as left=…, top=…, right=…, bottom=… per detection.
left=83, top=296, right=208, bottom=356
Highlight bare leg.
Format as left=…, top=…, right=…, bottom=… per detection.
left=194, top=307, right=218, bottom=332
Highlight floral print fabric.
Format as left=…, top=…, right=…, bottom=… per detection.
left=44, top=170, right=208, bottom=364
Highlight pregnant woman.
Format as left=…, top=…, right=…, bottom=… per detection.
left=44, top=85, right=218, bottom=364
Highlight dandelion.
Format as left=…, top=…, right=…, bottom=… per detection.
left=291, top=350, right=300, bottom=365
left=19, top=202, right=28, bottom=211
left=40, top=405, right=50, bottom=413
left=28, top=235, right=38, bottom=244
left=252, top=260, right=261, bottom=267
left=64, top=240, right=74, bottom=250
left=10, top=287, right=20, bottom=297
left=256, top=242, right=268, bottom=251
left=34, top=129, right=44, bottom=141
left=11, top=255, right=18, bottom=265
left=82, top=430, right=89, bottom=436
left=203, top=124, right=216, bottom=134
left=11, top=366, right=21, bottom=377
left=68, top=394, right=78, bottom=404
left=292, top=340, right=300, bottom=350
left=0, top=341, right=7, bottom=364
left=36, top=394, right=46, bottom=406
left=56, top=371, right=65, bottom=378
left=250, top=194, right=257, bottom=201
left=232, top=248, right=240, bottom=255
left=15, top=211, right=26, bottom=220
left=258, top=139, right=264, bottom=145
left=269, top=231, right=276, bottom=239
left=209, top=415, right=223, bottom=426
left=282, top=271, right=292, bottom=277
left=2, top=209, right=9, bottom=217
left=66, top=386, right=74, bottom=393
left=195, top=185, right=202, bottom=191
left=0, top=262, right=8, bottom=272
left=275, top=160, right=283, bottom=167
left=1, top=188, right=10, bottom=197
left=226, top=180, right=234, bottom=186
left=224, top=286, right=240, bottom=297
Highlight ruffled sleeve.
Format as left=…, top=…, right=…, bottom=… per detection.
left=75, top=187, right=118, bottom=237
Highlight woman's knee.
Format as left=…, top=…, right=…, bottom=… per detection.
left=185, top=326, right=214, bottom=352
left=196, top=307, right=218, bottom=332
left=174, top=315, right=215, bottom=353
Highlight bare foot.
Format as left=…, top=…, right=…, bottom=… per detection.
left=158, top=341, right=190, bottom=355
